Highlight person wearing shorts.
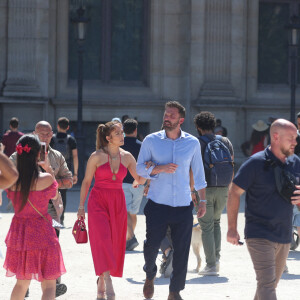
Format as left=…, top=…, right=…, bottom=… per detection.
left=122, top=119, right=145, bottom=251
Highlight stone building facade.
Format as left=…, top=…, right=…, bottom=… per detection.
left=0, top=0, right=299, bottom=164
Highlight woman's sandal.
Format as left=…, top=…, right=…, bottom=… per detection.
left=104, top=276, right=115, bottom=300
left=97, top=275, right=106, bottom=300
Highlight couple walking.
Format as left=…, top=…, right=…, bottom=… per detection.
left=77, top=101, right=207, bottom=300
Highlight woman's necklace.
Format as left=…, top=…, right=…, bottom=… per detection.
left=108, top=151, right=120, bottom=180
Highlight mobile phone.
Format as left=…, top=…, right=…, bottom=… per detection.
left=40, top=142, right=46, bottom=162
left=238, top=240, right=244, bottom=245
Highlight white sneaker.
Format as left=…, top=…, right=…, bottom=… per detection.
left=198, top=265, right=218, bottom=276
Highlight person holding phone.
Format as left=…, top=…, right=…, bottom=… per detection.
left=3, top=134, right=66, bottom=300
left=10, top=121, right=73, bottom=298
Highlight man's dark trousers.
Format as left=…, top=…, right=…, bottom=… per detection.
left=143, top=199, right=193, bottom=292
left=60, top=189, right=67, bottom=223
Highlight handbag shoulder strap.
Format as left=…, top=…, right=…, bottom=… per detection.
left=27, top=199, right=51, bottom=224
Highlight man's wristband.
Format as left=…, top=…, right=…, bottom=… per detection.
left=73, top=174, right=78, bottom=176
left=199, top=199, right=207, bottom=203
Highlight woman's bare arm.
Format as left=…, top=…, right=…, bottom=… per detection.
left=0, top=152, right=18, bottom=189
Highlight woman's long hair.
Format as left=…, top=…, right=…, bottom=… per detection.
left=96, top=121, right=120, bottom=150
left=15, top=134, right=41, bottom=212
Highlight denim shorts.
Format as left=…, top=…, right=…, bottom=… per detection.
left=122, top=183, right=144, bottom=214
left=293, top=205, right=300, bottom=227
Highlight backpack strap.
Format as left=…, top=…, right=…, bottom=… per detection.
left=199, top=134, right=214, bottom=145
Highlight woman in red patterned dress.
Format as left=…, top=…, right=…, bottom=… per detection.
left=3, top=134, right=66, bottom=299
left=77, top=121, right=145, bottom=300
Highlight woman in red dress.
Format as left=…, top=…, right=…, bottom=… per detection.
left=78, top=121, right=145, bottom=300
left=250, top=120, right=269, bottom=155
left=3, top=134, right=66, bottom=300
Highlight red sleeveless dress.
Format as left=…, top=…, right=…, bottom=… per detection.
left=88, top=156, right=127, bottom=277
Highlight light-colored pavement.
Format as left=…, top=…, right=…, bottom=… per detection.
left=1, top=190, right=300, bottom=300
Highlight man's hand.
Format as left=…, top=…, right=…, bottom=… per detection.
left=227, top=228, right=241, bottom=245
left=38, top=151, right=51, bottom=172
left=197, top=202, right=206, bottom=218
left=191, top=193, right=197, bottom=207
left=144, top=185, right=149, bottom=197
left=145, top=161, right=155, bottom=170
left=73, top=175, right=78, bottom=185
left=148, top=163, right=179, bottom=176
left=291, top=185, right=300, bottom=205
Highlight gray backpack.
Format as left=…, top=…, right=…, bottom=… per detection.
left=52, top=134, right=71, bottom=161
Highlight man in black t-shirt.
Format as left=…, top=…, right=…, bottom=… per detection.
left=122, top=119, right=144, bottom=251
left=227, top=119, right=300, bottom=299
left=50, top=117, right=78, bottom=225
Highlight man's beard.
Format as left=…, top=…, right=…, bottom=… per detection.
left=280, top=146, right=294, bottom=158
left=163, top=120, right=180, bottom=131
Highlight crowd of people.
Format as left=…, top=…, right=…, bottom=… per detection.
left=0, top=104, right=300, bottom=300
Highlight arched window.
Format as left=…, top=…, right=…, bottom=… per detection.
left=68, top=0, right=149, bottom=85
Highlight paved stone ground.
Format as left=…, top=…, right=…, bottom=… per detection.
left=1, top=190, right=300, bottom=300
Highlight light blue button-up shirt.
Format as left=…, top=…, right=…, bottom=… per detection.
left=136, top=130, right=207, bottom=207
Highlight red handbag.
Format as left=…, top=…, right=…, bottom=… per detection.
left=72, top=217, right=88, bottom=244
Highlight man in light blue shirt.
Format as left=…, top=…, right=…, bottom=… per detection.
left=137, top=101, right=207, bottom=300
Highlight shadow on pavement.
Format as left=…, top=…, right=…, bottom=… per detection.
left=281, top=273, right=300, bottom=280
left=287, top=250, right=300, bottom=260
left=125, top=250, right=143, bottom=254
left=186, top=276, right=229, bottom=284
left=125, top=278, right=144, bottom=285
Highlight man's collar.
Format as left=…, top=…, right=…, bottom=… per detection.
left=265, top=147, right=290, bottom=166
left=161, top=129, right=186, bottom=140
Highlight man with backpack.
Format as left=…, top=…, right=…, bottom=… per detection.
left=50, top=117, right=78, bottom=225
left=193, top=111, right=234, bottom=276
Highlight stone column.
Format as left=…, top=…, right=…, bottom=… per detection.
left=3, top=0, right=41, bottom=96
left=200, top=0, right=235, bottom=99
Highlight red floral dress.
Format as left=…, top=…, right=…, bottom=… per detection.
left=3, top=181, right=66, bottom=281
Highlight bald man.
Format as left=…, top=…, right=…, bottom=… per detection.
left=227, top=119, right=300, bottom=300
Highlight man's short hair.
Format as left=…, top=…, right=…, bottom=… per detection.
left=194, top=111, right=216, bottom=131
left=165, top=101, right=186, bottom=118
left=297, top=112, right=300, bottom=119
left=9, top=117, right=19, bottom=129
left=57, top=117, right=70, bottom=130
left=123, top=119, right=138, bottom=135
